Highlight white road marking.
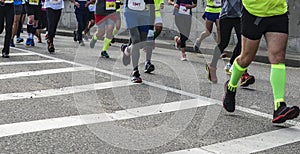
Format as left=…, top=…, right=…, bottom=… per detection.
left=0, top=67, right=91, bottom=80
left=0, top=60, right=63, bottom=66
left=8, top=53, right=36, bottom=56
left=165, top=126, right=300, bottom=154
left=0, top=98, right=214, bottom=138
left=0, top=80, right=134, bottom=101
left=13, top=47, right=300, bottom=127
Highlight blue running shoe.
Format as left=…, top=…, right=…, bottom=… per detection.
left=16, top=37, right=24, bottom=43
left=25, top=38, right=31, bottom=46
left=31, top=39, right=35, bottom=46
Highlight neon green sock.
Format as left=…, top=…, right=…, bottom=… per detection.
left=113, top=28, right=118, bottom=36
left=102, top=37, right=112, bottom=51
left=93, top=34, right=98, bottom=40
left=228, top=59, right=247, bottom=91
left=270, top=63, right=286, bottom=110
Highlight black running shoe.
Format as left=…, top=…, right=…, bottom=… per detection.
left=272, top=102, right=300, bottom=123
left=223, top=80, right=236, bottom=112
left=2, top=53, right=9, bottom=58
left=144, top=62, right=155, bottom=73
left=121, top=44, right=130, bottom=66
left=132, top=70, right=142, bottom=83
left=111, top=38, right=115, bottom=43
left=101, top=51, right=109, bottom=58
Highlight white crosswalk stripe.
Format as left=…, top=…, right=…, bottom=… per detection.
left=0, top=80, right=134, bottom=101
left=0, top=98, right=213, bottom=138
left=0, top=60, right=63, bottom=66
left=0, top=67, right=91, bottom=80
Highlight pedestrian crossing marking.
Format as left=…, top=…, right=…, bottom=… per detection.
left=0, top=67, right=91, bottom=80
left=166, top=126, right=300, bottom=154
left=0, top=60, right=63, bottom=66
left=0, top=98, right=213, bottom=138
left=0, top=80, right=134, bottom=101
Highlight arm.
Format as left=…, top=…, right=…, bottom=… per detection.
left=168, top=0, right=179, bottom=9
left=85, top=0, right=96, bottom=7
left=70, top=0, right=80, bottom=8
left=186, top=0, right=197, bottom=9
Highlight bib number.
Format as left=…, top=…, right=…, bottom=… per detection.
left=178, top=3, right=190, bottom=15
left=213, top=0, right=221, bottom=7
left=49, top=0, right=62, bottom=4
left=106, top=0, right=116, bottom=10
left=128, top=0, right=146, bottom=11
left=29, top=0, right=39, bottom=5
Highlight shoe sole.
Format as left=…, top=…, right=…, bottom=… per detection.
left=206, top=64, right=217, bottom=83
left=240, top=76, right=255, bottom=87
left=272, top=106, right=300, bottom=123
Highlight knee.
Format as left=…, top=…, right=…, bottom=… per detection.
left=269, top=52, right=285, bottom=64
left=237, top=55, right=252, bottom=68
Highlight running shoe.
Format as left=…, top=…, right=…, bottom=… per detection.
left=272, top=102, right=300, bottom=123
left=79, top=41, right=85, bottom=46
left=83, top=34, right=89, bottom=41
left=132, top=70, right=142, bottom=83
left=111, top=37, right=115, bottom=43
left=121, top=44, right=130, bottom=66
left=240, top=72, right=255, bottom=87
left=31, top=38, right=35, bottom=46
left=2, top=53, right=9, bottom=58
left=90, top=38, right=97, bottom=48
left=10, top=40, right=15, bottom=47
left=26, top=38, right=35, bottom=46
left=101, top=51, right=109, bottom=58
left=16, top=37, right=24, bottom=43
left=193, top=38, right=200, bottom=52
left=181, top=53, right=187, bottom=61
left=206, top=63, right=217, bottom=83
left=220, top=53, right=228, bottom=58
left=144, top=62, right=155, bottom=73
left=47, top=40, right=55, bottom=54
left=174, top=36, right=180, bottom=49
left=223, top=80, right=236, bottom=112
left=224, top=63, right=232, bottom=75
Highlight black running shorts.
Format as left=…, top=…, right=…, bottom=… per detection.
left=241, top=8, right=289, bottom=40
left=26, top=5, right=41, bottom=20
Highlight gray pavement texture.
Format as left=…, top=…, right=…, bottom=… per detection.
left=0, top=32, right=300, bottom=154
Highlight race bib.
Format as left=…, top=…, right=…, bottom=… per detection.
left=106, top=0, right=116, bottom=10
left=4, top=0, right=14, bottom=4
left=29, top=0, right=39, bottom=5
left=178, top=3, right=190, bottom=15
left=128, top=0, right=146, bottom=11
left=213, top=0, right=221, bottom=7
left=49, top=0, right=62, bottom=4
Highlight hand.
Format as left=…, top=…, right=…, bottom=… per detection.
left=185, top=4, right=192, bottom=9
left=74, top=2, right=80, bottom=8
left=84, top=1, right=90, bottom=7
left=160, top=3, right=164, bottom=9
left=174, top=3, right=179, bottom=9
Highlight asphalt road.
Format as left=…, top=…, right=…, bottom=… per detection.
left=0, top=34, right=300, bottom=154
